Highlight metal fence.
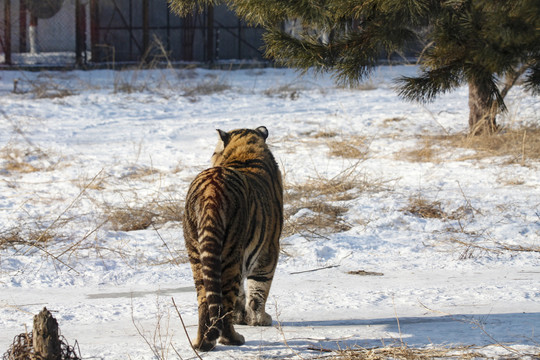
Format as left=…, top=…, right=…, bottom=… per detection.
left=0, top=0, right=266, bottom=67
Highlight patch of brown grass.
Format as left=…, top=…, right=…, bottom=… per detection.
left=283, top=201, right=351, bottom=239
left=447, top=126, right=540, bottom=164
left=327, top=135, right=370, bottom=159
left=0, top=225, right=63, bottom=250
left=399, top=125, right=540, bottom=165
left=283, top=164, right=388, bottom=239
left=14, top=73, right=76, bottom=99
left=1, top=147, right=45, bottom=173
left=403, top=193, right=478, bottom=222
left=120, top=165, right=161, bottom=181
left=400, top=137, right=440, bottom=163
left=104, top=198, right=183, bottom=232
left=323, top=344, right=486, bottom=359
left=313, top=130, right=339, bottom=139
left=403, top=196, right=446, bottom=219
left=383, top=116, right=406, bottom=126
left=106, top=207, right=157, bottom=232
left=181, top=78, right=231, bottom=100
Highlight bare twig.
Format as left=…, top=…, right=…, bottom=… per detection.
left=171, top=297, right=203, bottom=360
left=392, top=295, right=404, bottom=346
left=152, top=225, right=181, bottom=266
left=20, top=169, right=105, bottom=274
left=418, top=302, right=520, bottom=355
left=290, top=265, right=339, bottom=275
left=274, top=301, right=305, bottom=360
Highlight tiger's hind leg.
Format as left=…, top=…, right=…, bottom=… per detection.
left=245, top=275, right=273, bottom=326
left=188, top=246, right=218, bottom=351
left=233, top=281, right=247, bottom=325
left=192, top=276, right=218, bottom=351
left=219, top=267, right=245, bottom=346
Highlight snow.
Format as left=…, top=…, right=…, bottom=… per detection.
left=0, top=65, right=539, bottom=359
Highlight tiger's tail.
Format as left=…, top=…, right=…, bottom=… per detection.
left=197, top=187, right=226, bottom=343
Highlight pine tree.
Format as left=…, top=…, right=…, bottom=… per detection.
left=397, top=0, right=540, bottom=134
left=169, top=0, right=540, bottom=135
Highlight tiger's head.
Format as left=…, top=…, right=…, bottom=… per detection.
left=211, top=126, right=269, bottom=167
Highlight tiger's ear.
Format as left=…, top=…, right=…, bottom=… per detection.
left=256, top=126, right=268, bottom=140
left=217, top=129, right=230, bottom=145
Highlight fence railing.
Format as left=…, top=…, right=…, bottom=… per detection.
left=0, top=0, right=265, bottom=68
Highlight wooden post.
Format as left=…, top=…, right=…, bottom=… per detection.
left=206, top=5, right=214, bottom=63
left=33, top=307, right=61, bottom=360
left=142, top=0, right=149, bottom=61
left=19, top=0, right=27, bottom=52
left=89, top=0, right=99, bottom=63
left=75, top=0, right=87, bottom=66
left=3, top=0, right=11, bottom=64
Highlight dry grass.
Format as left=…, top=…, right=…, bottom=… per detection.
left=120, top=165, right=161, bottom=181
left=0, top=146, right=58, bottom=174
left=1, top=149, right=39, bottom=173
left=106, top=207, right=158, bottom=232
left=283, top=164, right=388, bottom=239
left=309, top=131, right=371, bottom=160
left=403, top=193, right=539, bottom=259
left=181, top=78, right=232, bottom=99
left=399, top=125, right=540, bottom=164
left=0, top=226, right=59, bottom=250
left=263, top=83, right=303, bottom=100
left=104, top=198, right=183, bottom=232
left=313, top=130, right=340, bottom=139
left=283, top=201, right=351, bottom=239
left=320, top=344, right=487, bottom=360
left=400, top=137, right=441, bottom=163
left=327, top=136, right=370, bottom=159
left=13, top=73, right=76, bottom=99
left=447, top=126, right=540, bottom=164
left=403, top=193, right=478, bottom=221
left=403, top=196, right=447, bottom=219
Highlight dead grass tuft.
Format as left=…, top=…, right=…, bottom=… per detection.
left=383, top=116, right=406, bottom=125
left=106, top=207, right=157, bottom=232
left=283, top=201, right=351, bottom=239
left=313, top=130, right=339, bottom=139
left=403, top=196, right=446, bottom=219
left=400, top=137, right=440, bottom=163
left=181, top=78, right=231, bottom=99
left=120, top=165, right=161, bottom=181
left=0, top=146, right=56, bottom=173
left=327, top=135, right=370, bottom=159
left=322, top=344, right=485, bottom=359
left=0, top=225, right=64, bottom=251
left=399, top=125, right=540, bottom=164
left=403, top=193, right=478, bottom=222
left=447, top=126, right=540, bottom=164
left=283, top=164, right=387, bottom=239
left=104, top=199, right=183, bottom=232
left=263, top=83, right=303, bottom=100
left=13, top=73, right=76, bottom=99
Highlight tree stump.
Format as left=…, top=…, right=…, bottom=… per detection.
left=33, top=307, right=61, bottom=360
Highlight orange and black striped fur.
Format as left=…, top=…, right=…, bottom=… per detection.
left=183, top=126, right=283, bottom=351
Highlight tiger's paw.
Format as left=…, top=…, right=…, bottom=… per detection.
left=219, top=331, right=245, bottom=346
left=233, top=308, right=247, bottom=325
left=193, top=337, right=216, bottom=352
left=247, top=311, right=273, bottom=326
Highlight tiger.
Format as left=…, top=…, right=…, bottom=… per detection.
left=183, top=126, right=283, bottom=351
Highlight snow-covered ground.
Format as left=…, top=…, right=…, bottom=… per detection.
left=0, top=65, right=539, bottom=359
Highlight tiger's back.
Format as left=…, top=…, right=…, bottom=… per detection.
left=183, top=126, right=283, bottom=351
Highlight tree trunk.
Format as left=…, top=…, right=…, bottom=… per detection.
left=33, top=307, right=62, bottom=360
left=468, top=79, right=498, bottom=135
